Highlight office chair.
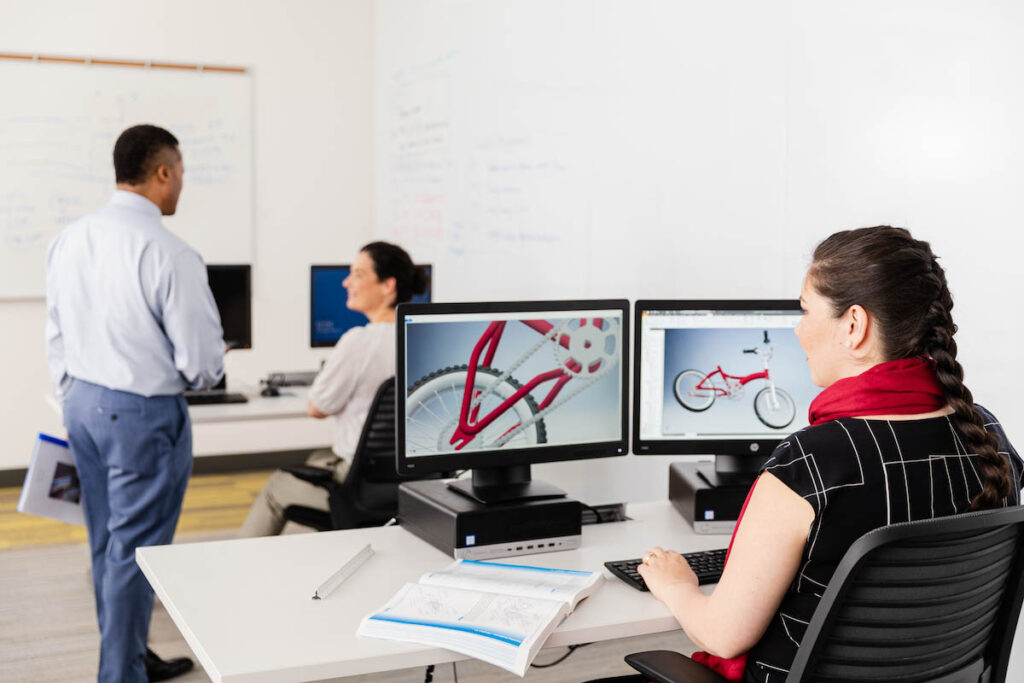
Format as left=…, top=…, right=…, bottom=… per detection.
left=622, top=504, right=1024, bottom=683
left=279, top=377, right=448, bottom=531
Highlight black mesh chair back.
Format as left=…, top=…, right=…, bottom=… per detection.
left=330, top=377, right=408, bottom=527
left=789, top=505, right=1024, bottom=682
left=282, top=377, right=448, bottom=530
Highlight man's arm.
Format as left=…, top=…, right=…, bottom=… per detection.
left=44, top=241, right=71, bottom=399
left=161, top=250, right=225, bottom=390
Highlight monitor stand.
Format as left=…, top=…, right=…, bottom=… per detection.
left=705, top=453, right=770, bottom=487
left=446, top=464, right=566, bottom=505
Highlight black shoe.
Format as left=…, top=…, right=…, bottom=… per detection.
left=145, top=648, right=194, bottom=682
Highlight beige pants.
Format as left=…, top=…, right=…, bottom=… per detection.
left=238, top=449, right=350, bottom=537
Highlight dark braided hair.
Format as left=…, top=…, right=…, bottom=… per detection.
left=810, top=226, right=1009, bottom=510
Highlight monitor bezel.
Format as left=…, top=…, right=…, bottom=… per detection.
left=206, top=264, right=252, bottom=350
left=395, top=299, right=630, bottom=477
left=632, top=299, right=804, bottom=457
left=310, top=263, right=434, bottom=348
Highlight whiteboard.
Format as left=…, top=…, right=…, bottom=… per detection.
left=375, top=0, right=1024, bottom=443
left=375, top=0, right=793, bottom=303
left=0, top=59, right=253, bottom=298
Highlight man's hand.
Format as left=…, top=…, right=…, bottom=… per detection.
left=637, top=545, right=699, bottom=604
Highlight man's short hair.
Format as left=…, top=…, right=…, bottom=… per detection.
left=113, top=124, right=180, bottom=185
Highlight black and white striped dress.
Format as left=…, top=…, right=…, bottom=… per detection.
left=744, top=405, right=1023, bottom=683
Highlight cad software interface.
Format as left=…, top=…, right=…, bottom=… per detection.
left=638, top=308, right=821, bottom=441
left=403, top=309, right=624, bottom=458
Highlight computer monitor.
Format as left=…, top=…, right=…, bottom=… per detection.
left=206, top=264, right=252, bottom=350
left=396, top=300, right=630, bottom=504
left=633, top=300, right=821, bottom=482
left=310, top=264, right=433, bottom=347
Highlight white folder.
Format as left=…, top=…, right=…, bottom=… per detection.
left=17, top=434, right=85, bottom=526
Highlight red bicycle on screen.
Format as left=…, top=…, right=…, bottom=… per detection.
left=405, top=316, right=621, bottom=453
left=672, top=329, right=795, bottom=429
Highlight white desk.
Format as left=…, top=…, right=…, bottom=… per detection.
left=137, top=501, right=718, bottom=683
left=45, top=388, right=333, bottom=457
left=186, top=389, right=333, bottom=457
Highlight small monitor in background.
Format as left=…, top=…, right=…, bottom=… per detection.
left=206, top=264, right=252, bottom=350
left=310, top=264, right=432, bottom=348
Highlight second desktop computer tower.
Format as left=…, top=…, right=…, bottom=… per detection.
left=668, top=461, right=751, bottom=534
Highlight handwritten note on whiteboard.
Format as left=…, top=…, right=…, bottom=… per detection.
left=0, top=60, right=252, bottom=298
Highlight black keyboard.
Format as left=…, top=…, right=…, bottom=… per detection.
left=184, top=391, right=248, bottom=405
left=604, top=548, right=727, bottom=591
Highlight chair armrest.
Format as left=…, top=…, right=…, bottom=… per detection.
left=624, top=651, right=730, bottom=683
left=281, top=465, right=335, bottom=489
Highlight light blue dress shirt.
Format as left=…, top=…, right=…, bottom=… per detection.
left=46, top=191, right=225, bottom=398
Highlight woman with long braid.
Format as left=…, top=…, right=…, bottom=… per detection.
left=635, top=227, right=1022, bottom=682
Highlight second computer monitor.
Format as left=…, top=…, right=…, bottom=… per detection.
left=207, top=264, right=252, bottom=350
left=634, top=300, right=821, bottom=473
left=310, top=264, right=432, bottom=347
left=397, top=300, right=629, bottom=503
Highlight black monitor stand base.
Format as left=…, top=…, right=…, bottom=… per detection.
left=447, top=478, right=566, bottom=505
left=446, top=464, right=566, bottom=505
left=695, top=466, right=757, bottom=490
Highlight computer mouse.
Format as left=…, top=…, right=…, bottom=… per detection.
left=260, top=386, right=280, bottom=397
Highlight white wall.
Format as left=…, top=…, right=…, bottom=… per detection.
left=373, top=0, right=1024, bottom=459
left=0, top=0, right=375, bottom=470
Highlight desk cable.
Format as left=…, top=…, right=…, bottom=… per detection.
left=530, top=642, right=592, bottom=668
left=580, top=502, right=606, bottom=524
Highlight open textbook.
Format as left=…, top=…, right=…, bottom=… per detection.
left=357, top=559, right=602, bottom=676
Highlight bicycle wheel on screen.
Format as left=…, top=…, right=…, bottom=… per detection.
left=405, top=365, right=547, bottom=454
left=753, top=386, right=796, bottom=429
left=673, top=370, right=717, bottom=412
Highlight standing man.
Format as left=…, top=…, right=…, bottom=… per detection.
left=46, top=124, right=226, bottom=682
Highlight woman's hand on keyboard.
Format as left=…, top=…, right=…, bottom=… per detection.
left=637, top=545, right=698, bottom=603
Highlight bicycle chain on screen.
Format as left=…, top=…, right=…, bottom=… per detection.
left=439, top=317, right=621, bottom=449
left=430, top=323, right=561, bottom=450
left=490, top=317, right=620, bottom=447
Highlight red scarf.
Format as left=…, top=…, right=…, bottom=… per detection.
left=808, top=357, right=946, bottom=426
left=690, top=357, right=945, bottom=681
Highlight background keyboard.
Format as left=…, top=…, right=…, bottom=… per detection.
left=604, top=548, right=727, bottom=591
left=184, top=391, right=248, bottom=405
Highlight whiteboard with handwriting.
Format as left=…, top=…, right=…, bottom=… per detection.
left=0, top=60, right=252, bottom=298
left=373, top=0, right=1024, bottom=446
left=374, top=0, right=794, bottom=303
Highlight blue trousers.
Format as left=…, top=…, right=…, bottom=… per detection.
left=63, top=380, right=192, bottom=683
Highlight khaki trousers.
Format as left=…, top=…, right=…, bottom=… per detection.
left=238, top=449, right=350, bottom=537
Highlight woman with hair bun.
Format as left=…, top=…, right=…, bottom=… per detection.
left=239, top=241, right=427, bottom=537
left=633, top=226, right=1022, bottom=682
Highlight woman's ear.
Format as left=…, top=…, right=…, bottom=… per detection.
left=383, top=276, right=397, bottom=303
left=845, top=304, right=879, bottom=360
